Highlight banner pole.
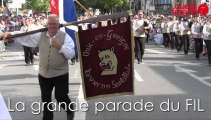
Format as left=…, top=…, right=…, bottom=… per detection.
left=74, top=0, right=93, bottom=16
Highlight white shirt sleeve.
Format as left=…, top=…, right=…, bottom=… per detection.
left=11, top=31, right=41, bottom=47
left=161, top=22, right=164, bottom=28
left=191, top=24, right=197, bottom=35
left=59, top=34, right=75, bottom=60
left=173, top=24, right=178, bottom=33
left=181, top=22, right=186, bottom=32
left=203, top=24, right=209, bottom=36
left=149, top=22, right=153, bottom=29
left=133, top=19, right=139, bottom=32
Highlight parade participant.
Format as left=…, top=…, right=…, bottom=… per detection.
left=173, top=18, right=183, bottom=52
left=133, top=10, right=151, bottom=64
left=203, top=15, right=211, bottom=65
left=20, top=17, right=37, bottom=65
left=161, top=17, right=170, bottom=48
left=168, top=16, right=177, bottom=49
left=181, top=17, right=191, bottom=55
left=0, top=30, right=4, bottom=52
left=145, top=15, right=152, bottom=43
left=191, top=17, right=203, bottom=60
left=0, top=14, right=75, bottom=120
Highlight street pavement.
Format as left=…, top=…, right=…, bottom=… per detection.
left=0, top=41, right=211, bottom=120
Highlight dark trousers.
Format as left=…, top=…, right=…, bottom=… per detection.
left=23, top=45, right=34, bottom=64
left=182, top=35, right=190, bottom=55
left=170, top=32, right=175, bottom=49
left=163, top=33, right=171, bottom=48
left=71, top=56, right=78, bottom=65
left=175, top=35, right=182, bottom=52
left=38, top=73, right=73, bottom=120
left=204, top=40, right=211, bottom=65
left=134, top=37, right=146, bottom=61
left=34, top=47, right=39, bottom=55
left=194, top=38, right=203, bottom=59
left=146, top=33, right=149, bottom=43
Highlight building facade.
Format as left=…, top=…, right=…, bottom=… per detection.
left=131, top=0, right=209, bottom=15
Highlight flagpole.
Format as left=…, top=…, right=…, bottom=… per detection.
left=1, top=11, right=131, bottom=40
left=74, top=0, right=93, bottom=16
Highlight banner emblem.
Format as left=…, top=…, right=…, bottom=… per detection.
left=198, top=4, right=209, bottom=16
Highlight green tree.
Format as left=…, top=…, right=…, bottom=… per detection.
left=74, top=0, right=89, bottom=15
left=23, top=0, right=49, bottom=13
left=94, top=0, right=125, bottom=13
left=77, top=0, right=128, bottom=14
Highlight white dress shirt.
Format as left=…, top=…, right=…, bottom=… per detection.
left=133, top=19, right=149, bottom=37
left=203, top=23, right=211, bottom=40
left=181, top=21, right=191, bottom=35
left=173, top=23, right=179, bottom=34
left=168, top=21, right=175, bottom=33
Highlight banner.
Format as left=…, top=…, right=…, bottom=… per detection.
left=77, top=18, right=134, bottom=99
left=171, top=3, right=197, bottom=16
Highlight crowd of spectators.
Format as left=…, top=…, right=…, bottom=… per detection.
left=0, top=13, right=47, bottom=47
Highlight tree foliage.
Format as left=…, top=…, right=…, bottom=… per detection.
left=23, top=0, right=49, bottom=13
left=90, top=0, right=127, bottom=13
left=74, top=0, right=89, bottom=15
left=75, top=0, right=129, bottom=14
left=19, top=0, right=128, bottom=15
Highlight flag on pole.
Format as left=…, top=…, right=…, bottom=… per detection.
left=49, top=0, right=78, bottom=57
left=77, top=18, right=134, bottom=100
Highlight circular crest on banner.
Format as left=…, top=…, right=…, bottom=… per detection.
left=198, top=4, right=209, bottom=16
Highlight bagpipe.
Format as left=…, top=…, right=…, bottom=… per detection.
left=137, top=20, right=150, bottom=34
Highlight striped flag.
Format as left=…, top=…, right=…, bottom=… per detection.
left=49, top=0, right=78, bottom=58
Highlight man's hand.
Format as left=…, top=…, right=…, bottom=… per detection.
left=137, top=26, right=145, bottom=34
left=0, top=32, right=11, bottom=40
left=51, top=37, right=62, bottom=50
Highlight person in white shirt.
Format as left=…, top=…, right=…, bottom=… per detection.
left=181, top=17, right=191, bottom=55
left=202, top=15, right=211, bottom=65
left=133, top=10, right=151, bottom=64
left=20, top=17, right=37, bottom=65
left=0, top=30, right=4, bottom=52
left=161, top=18, right=170, bottom=48
left=173, top=18, right=183, bottom=52
left=154, top=25, right=163, bottom=45
left=191, top=17, right=203, bottom=60
left=0, top=14, right=75, bottom=120
left=168, top=16, right=177, bottom=49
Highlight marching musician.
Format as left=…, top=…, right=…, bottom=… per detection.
left=191, top=17, right=203, bottom=60
left=173, top=18, right=183, bottom=52
left=202, top=15, right=211, bottom=65
left=168, top=16, right=177, bottom=49
left=181, top=17, right=191, bottom=55
left=133, top=10, right=151, bottom=64
left=161, top=17, right=170, bottom=48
